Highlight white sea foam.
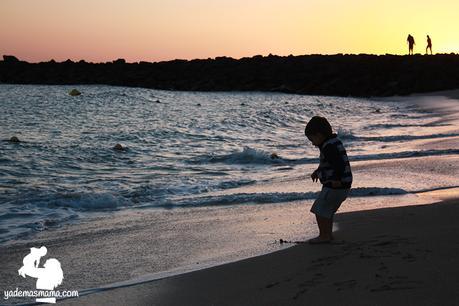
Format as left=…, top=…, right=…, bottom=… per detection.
left=161, top=187, right=409, bottom=208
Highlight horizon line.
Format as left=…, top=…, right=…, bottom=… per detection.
left=3, top=52, right=458, bottom=65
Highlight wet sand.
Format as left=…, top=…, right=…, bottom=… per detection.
left=60, top=197, right=459, bottom=306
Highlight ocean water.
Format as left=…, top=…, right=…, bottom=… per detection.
left=1, top=84, right=458, bottom=244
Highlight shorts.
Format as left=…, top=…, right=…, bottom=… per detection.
left=311, top=186, right=350, bottom=219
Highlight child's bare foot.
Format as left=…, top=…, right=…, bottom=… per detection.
left=308, top=236, right=332, bottom=244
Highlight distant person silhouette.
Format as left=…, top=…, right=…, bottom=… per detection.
left=407, top=34, right=415, bottom=55
left=426, top=35, right=433, bottom=55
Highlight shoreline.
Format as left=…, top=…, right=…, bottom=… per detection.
left=1, top=153, right=458, bottom=304
left=59, top=196, right=459, bottom=306
left=1, top=89, right=459, bottom=305
left=3, top=186, right=458, bottom=305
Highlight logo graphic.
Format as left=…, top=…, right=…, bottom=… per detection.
left=18, top=246, right=64, bottom=303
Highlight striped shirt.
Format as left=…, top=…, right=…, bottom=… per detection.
left=316, top=134, right=352, bottom=189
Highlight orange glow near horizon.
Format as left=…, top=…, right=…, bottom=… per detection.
left=1, top=0, right=459, bottom=63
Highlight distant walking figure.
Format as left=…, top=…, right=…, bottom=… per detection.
left=407, top=34, right=415, bottom=55
left=426, top=35, right=433, bottom=55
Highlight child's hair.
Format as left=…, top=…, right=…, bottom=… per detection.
left=304, top=116, right=332, bottom=136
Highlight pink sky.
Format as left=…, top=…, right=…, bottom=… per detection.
left=1, top=0, right=458, bottom=63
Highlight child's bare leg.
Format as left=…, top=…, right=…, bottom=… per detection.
left=316, top=215, right=333, bottom=240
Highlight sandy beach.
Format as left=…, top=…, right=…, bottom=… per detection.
left=60, top=197, right=459, bottom=306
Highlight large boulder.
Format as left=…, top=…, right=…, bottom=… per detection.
left=3, top=55, right=19, bottom=62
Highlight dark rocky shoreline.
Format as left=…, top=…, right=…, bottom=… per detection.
left=1, top=54, right=459, bottom=97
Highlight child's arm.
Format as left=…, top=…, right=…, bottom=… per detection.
left=311, top=169, right=319, bottom=182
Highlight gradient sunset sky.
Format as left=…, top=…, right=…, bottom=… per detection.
left=1, top=0, right=458, bottom=63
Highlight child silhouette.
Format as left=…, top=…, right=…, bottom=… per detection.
left=305, top=116, right=353, bottom=244
left=18, top=246, right=47, bottom=277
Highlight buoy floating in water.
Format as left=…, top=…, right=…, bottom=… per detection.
left=69, top=89, right=81, bottom=96
left=113, top=143, right=125, bottom=151
left=9, top=136, right=20, bottom=143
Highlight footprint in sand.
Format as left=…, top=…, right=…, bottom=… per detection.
left=292, top=272, right=324, bottom=300
left=333, top=279, right=357, bottom=291
left=264, top=281, right=280, bottom=289
left=402, top=253, right=416, bottom=262
left=370, top=279, right=423, bottom=292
